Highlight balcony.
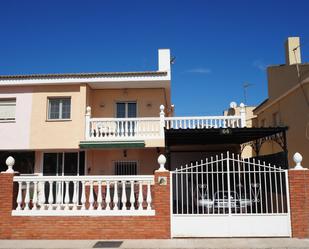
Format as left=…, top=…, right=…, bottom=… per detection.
left=83, top=105, right=246, bottom=143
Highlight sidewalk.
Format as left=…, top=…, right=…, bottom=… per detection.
left=1, top=238, right=309, bottom=249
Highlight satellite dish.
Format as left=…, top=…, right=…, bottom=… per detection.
left=230, top=102, right=237, bottom=109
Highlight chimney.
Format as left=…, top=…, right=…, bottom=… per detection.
left=158, top=49, right=171, bottom=72
left=285, top=37, right=301, bottom=65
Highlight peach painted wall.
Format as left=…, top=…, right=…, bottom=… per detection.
left=29, top=84, right=87, bottom=150
left=86, top=148, right=159, bottom=175
left=0, top=86, right=33, bottom=150
left=88, top=88, right=168, bottom=118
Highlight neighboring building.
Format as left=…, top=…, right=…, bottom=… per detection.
left=253, top=37, right=309, bottom=168
left=224, top=102, right=257, bottom=128
left=224, top=102, right=257, bottom=158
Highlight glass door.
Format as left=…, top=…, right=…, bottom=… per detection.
left=116, top=102, right=137, bottom=136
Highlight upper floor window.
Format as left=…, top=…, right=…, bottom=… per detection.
left=272, top=112, right=280, bottom=126
left=0, top=98, right=16, bottom=122
left=48, top=97, right=71, bottom=120
left=116, top=102, right=137, bottom=118
left=260, top=119, right=266, bottom=127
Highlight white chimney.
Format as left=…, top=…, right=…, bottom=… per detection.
left=158, top=49, right=171, bottom=72
left=285, top=37, right=301, bottom=65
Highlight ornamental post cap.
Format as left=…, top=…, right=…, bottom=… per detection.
left=5, top=156, right=15, bottom=173
left=293, top=152, right=306, bottom=170
left=158, top=154, right=166, bottom=165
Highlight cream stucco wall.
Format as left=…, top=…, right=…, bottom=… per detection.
left=88, top=88, right=168, bottom=118
left=255, top=81, right=309, bottom=168
left=30, top=84, right=87, bottom=150
left=86, top=148, right=159, bottom=175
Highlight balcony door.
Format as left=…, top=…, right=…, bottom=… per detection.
left=116, top=102, right=137, bottom=136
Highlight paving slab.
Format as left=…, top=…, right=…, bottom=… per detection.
left=1, top=238, right=309, bottom=249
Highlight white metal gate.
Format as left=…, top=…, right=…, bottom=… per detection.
left=170, top=152, right=291, bottom=237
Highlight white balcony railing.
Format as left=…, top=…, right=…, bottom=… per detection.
left=12, top=175, right=155, bottom=216
left=84, top=104, right=246, bottom=141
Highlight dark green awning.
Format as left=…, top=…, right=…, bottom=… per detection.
left=79, top=140, right=145, bottom=149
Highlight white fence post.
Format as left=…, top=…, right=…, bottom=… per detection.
left=159, top=105, right=165, bottom=138
left=85, top=106, right=91, bottom=140
left=239, top=103, right=246, bottom=128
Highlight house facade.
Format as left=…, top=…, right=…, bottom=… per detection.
left=0, top=49, right=173, bottom=176
left=253, top=37, right=309, bottom=168
left=1, top=47, right=307, bottom=239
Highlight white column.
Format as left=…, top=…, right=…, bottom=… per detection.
left=159, top=105, right=165, bottom=138
left=121, top=181, right=127, bottom=211
left=85, top=106, right=91, bottom=140
left=81, top=181, right=86, bottom=210
left=239, top=103, right=246, bottom=128
left=97, top=181, right=102, bottom=210
left=32, top=181, right=38, bottom=210
left=16, top=181, right=22, bottom=210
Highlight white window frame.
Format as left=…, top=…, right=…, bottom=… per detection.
left=115, top=101, right=137, bottom=118
left=0, top=98, right=16, bottom=122
left=47, top=97, right=71, bottom=120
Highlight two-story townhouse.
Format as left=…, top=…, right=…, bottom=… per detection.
left=0, top=49, right=172, bottom=176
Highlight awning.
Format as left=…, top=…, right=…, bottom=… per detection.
left=165, top=127, right=288, bottom=146
left=79, top=140, right=145, bottom=149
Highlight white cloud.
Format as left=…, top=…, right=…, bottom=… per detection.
left=253, top=60, right=266, bottom=71
left=184, top=68, right=212, bottom=74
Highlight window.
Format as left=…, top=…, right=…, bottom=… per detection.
left=272, top=112, right=280, bottom=127
left=48, top=98, right=71, bottom=120
left=114, top=161, right=138, bottom=175
left=43, top=152, right=85, bottom=176
left=0, top=98, right=16, bottom=121
left=260, top=119, right=266, bottom=127
left=116, top=102, right=137, bottom=118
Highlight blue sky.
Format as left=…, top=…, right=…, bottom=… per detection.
left=0, top=0, right=309, bottom=116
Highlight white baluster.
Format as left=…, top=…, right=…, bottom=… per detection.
left=130, top=181, right=135, bottom=210
left=55, top=182, right=62, bottom=210
left=121, top=181, right=127, bottom=211
left=81, top=181, right=86, bottom=210
left=24, top=181, right=30, bottom=210
left=125, top=121, right=128, bottom=137
left=105, top=181, right=111, bottom=210
left=146, top=181, right=152, bottom=210
left=113, top=181, right=119, bottom=210
left=138, top=181, right=143, bottom=210
left=129, top=121, right=132, bottom=136
left=39, top=181, right=46, bottom=210
left=32, top=181, right=38, bottom=210
left=90, top=122, right=95, bottom=138
left=89, top=181, right=94, bottom=210
left=48, top=181, right=54, bottom=210
left=97, top=181, right=102, bottom=210
left=72, top=181, right=78, bottom=210
left=16, top=181, right=22, bottom=210
left=64, top=181, right=70, bottom=210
